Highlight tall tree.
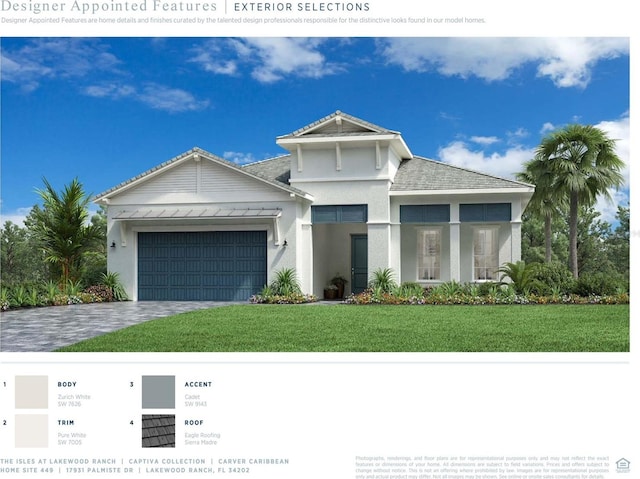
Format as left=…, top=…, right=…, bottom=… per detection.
left=533, top=124, right=624, bottom=278
left=30, top=178, right=103, bottom=285
left=517, top=156, right=566, bottom=263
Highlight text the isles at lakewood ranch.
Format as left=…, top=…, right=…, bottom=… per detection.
left=95, top=111, right=533, bottom=302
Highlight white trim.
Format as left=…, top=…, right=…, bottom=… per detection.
left=336, top=143, right=342, bottom=171
left=297, top=144, right=303, bottom=172
left=390, top=187, right=534, bottom=196
left=290, top=176, right=392, bottom=184
left=278, top=133, right=399, bottom=146
left=119, top=222, right=127, bottom=247
left=375, top=141, right=381, bottom=169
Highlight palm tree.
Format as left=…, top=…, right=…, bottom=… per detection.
left=517, top=156, right=565, bottom=263
left=31, top=177, right=103, bottom=285
left=534, top=124, right=624, bottom=278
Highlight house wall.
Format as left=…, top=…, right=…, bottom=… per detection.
left=289, top=144, right=399, bottom=183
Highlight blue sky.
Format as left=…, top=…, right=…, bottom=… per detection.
left=0, top=37, right=630, bottom=225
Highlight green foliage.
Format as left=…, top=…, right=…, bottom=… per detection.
left=531, top=124, right=625, bottom=277
left=530, top=261, right=575, bottom=295
left=0, top=288, right=9, bottom=311
left=432, top=280, right=463, bottom=297
left=100, top=271, right=128, bottom=301
left=10, top=285, right=29, bottom=307
left=573, top=272, right=627, bottom=297
left=395, top=282, right=426, bottom=299
left=1, top=220, right=49, bottom=285
left=31, top=177, right=103, bottom=284
left=269, top=267, right=302, bottom=296
left=498, top=261, right=538, bottom=295
left=330, top=273, right=348, bottom=287
left=65, top=279, right=84, bottom=296
left=368, top=267, right=397, bottom=293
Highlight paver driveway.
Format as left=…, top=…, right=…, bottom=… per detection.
left=0, top=301, right=242, bottom=352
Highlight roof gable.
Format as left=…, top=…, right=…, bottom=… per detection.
left=94, top=147, right=310, bottom=204
left=279, top=110, right=398, bottom=139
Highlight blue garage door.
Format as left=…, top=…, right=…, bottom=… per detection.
left=138, top=231, right=267, bottom=301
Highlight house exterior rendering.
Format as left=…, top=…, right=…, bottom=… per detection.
left=94, top=111, right=534, bottom=301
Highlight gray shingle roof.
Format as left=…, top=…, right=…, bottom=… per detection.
left=242, top=154, right=532, bottom=192
left=241, top=155, right=291, bottom=185
left=141, top=415, right=175, bottom=448
left=391, top=156, right=533, bottom=191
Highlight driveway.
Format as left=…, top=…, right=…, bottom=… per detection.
left=0, top=301, right=243, bottom=352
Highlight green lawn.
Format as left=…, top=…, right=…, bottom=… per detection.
left=56, top=304, right=629, bottom=352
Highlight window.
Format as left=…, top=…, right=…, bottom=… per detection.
left=473, top=227, right=499, bottom=281
left=417, top=228, right=441, bottom=280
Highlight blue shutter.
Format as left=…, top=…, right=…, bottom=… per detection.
left=312, top=205, right=368, bottom=223
left=460, top=203, right=511, bottom=222
left=400, top=205, right=450, bottom=223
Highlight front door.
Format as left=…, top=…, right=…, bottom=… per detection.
left=351, top=234, right=368, bottom=294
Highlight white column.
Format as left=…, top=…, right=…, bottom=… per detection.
left=511, top=221, right=522, bottom=262
left=449, top=202, right=460, bottom=281
left=367, top=222, right=392, bottom=278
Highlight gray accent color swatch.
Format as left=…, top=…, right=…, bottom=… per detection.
left=142, top=415, right=175, bottom=448
left=141, top=376, right=175, bottom=409
left=15, top=376, right=48, bottom=409
left=15, top=414, right=48, bottom=448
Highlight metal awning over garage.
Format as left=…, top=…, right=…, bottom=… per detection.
left=112, top=208, right=284, bottom=246
left=113, top=207, right=282, bottom=220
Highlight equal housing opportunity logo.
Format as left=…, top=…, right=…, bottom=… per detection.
left=616, top=458, right=630, bottom=473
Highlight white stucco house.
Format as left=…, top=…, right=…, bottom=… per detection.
left=94, top=111, right=534, bottom=301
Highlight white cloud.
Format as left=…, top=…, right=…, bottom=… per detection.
left=593, top=114, right=630, bottom=223
left=84, top=83, right=136, bottom=99
left=0, top=207, right=33, bottom=227
left=83, top=82, right=208, bottom=113
left=137, top=83, right=209, bottom=113
left=438, top=141, right=535, bottom=180
left=223, top=151, right=260, bottom=165
left=470, top=136, right=499, bottom=146
left=379, top=38, right=628, bottom=88
left=540, top=122, right=556, bottom=134
left=1, top=38, right=120, bottom=91
left=191, top=38, right=343, bottom=83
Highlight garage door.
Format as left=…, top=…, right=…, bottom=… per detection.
left=138, top=231, right=267, bottom=301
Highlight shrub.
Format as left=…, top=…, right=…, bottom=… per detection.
left=1, top=288, right=10, bottom=311
left=498, top=261, right=537, bottom=295
left=395, top=282, right=426, bottom=299
left=269, top=268, right=302, bottom=296
left=530, top=261, right=575, bottom=295
left=101, top=272, right=128, bottom=301
left=573, top=272, right=624, bottom=297
left=368, top=268, right=397, bottom=294
left=10, top=285, right=29, bottom=307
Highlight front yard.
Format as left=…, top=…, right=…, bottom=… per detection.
left=56, top=304, right=629, bottom=352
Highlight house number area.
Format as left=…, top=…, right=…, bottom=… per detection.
left=354, top=455, right=612, bottom=479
